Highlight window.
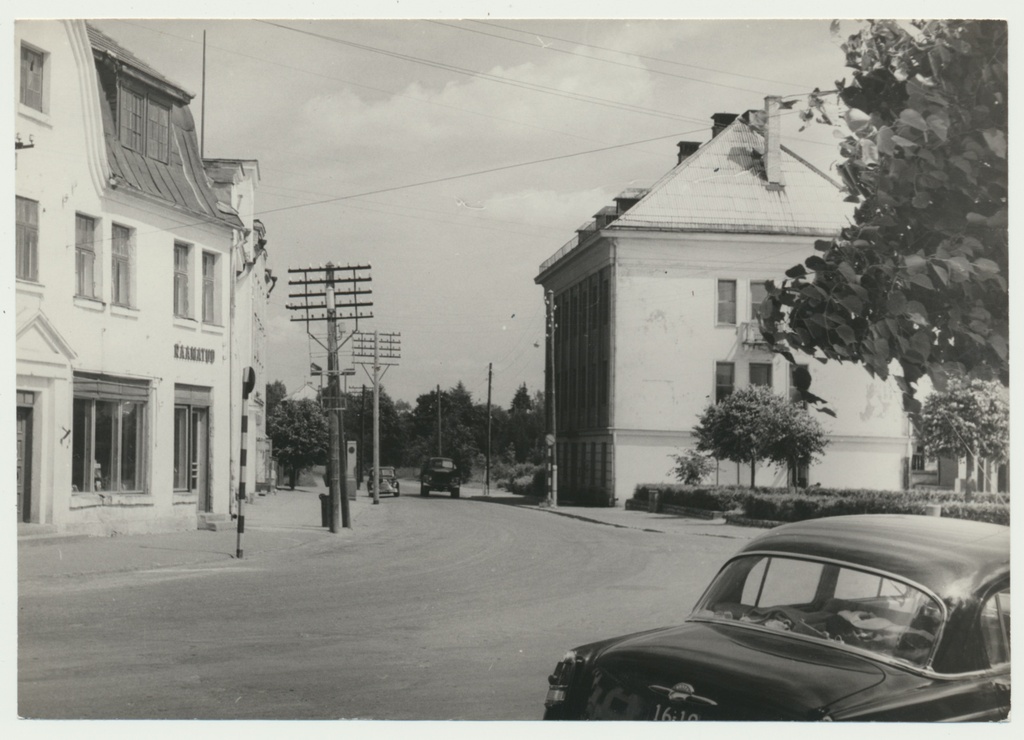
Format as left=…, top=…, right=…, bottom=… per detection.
left=717, top=279, right=737, bottom=324
left=146, top=101, right=170, bottom=161
left=979, top=588, right=1010, bottom=667
left=20, top=45, right=45, bottom=111
left=119, top=87, right=146, bottom=152
left=789, top=363, right=810, bottom=404
left=715, top=362, right=735, bottom=403
left=173, top=406, right=190, bottom=490
left=16, top=196, right=39, bottom=281
left=71, top=375, right=148, bottom=494
left=75, top=214, right=98, bottom=298
left=749, top=362, right=773, bottom=388
left=111, top=224, right=133, bottom=307
left=118, top=85, right=170, bottom=162
left=750, top=281, right=768, bottom=320
left=174, top=242, right=191, bottom=317
left=202, top=251, right=218, bottom=323
left=696, top=555, right=943, bottom=668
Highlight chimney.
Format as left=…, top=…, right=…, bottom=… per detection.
left=676, top=141, right=700, bottom=165
left=764, top=95, right=785, bottom=189
left=711, top=112, right=738, bottom=138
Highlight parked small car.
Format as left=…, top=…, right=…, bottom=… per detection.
left=543, top=514, right=1010, bottom=721
left=367, top=466, right=400, bottom=497
left=420, top=457, right=460, bottom=497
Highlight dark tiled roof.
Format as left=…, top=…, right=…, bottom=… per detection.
left=86, top=23, right=192, bottom=99
left=87, top=24, right=241, bottom=229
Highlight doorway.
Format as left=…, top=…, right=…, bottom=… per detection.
left=17, top=405, right=33, bottom=523
left=191, top=407, right=210, bottom=512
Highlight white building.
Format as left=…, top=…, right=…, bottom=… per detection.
left=535, top=97, right=912, bottom=505
left=15, top=21, right=250, bottom=535
left=205, top=160, right=277, bottom=497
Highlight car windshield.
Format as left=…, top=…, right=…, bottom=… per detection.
left=431, top=459, right=455, bottom=469
left=691, top=554, right=943, bottom=668
left=380, top=468, right=395, bottom=476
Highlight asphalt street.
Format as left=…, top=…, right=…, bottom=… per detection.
left=18, top=482, right=749, bottom=720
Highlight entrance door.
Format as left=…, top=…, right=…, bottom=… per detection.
left=191, top=408, right=210, bottom=512
left=17, top=407, right=33, bottom=522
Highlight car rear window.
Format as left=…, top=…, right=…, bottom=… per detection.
left=692, top=555, right=943, bottom=668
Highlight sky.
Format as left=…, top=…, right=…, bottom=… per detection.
left=5, top=1, right=1013, bottom=415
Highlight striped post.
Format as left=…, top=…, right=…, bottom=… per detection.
left=237, top=367, right=256, bottom=559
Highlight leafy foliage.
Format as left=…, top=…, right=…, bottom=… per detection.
left=918, top=376, right=1009, bottom=470
left=694, top=386, right=830, bottom=487
left=669, top=449, right=716, bottom=485
left=267, top=398, right=328, bottom=489
left=760, top=20, right=1008, bottom=412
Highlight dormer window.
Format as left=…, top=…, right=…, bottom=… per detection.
left=118, top=84, right=170, bottom=162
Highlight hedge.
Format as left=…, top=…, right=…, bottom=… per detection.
left=632, top=484, right=1009, bottom=526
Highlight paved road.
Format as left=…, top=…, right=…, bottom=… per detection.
left=19, top=484, right=739, bottom=720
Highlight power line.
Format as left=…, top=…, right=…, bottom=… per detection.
left=468, top=19, right=818, bottom=91
left=428, top=20, right=773, bottom=96
left=256, top=21, right=711, bottom=126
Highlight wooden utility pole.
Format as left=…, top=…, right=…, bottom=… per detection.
left=547, top=289, right=558, bottom=508
left=353, top=331, right=401, bottom=506
left=436, top=384, right=442, bottom=456
left=286, top=263, right=373, bottom=531
left=485, top=362, right=492, bottom=496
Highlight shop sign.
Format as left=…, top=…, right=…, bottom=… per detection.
left=174, top=344, right=216, bottom=364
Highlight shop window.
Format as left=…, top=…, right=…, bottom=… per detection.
left=72, top=376, right=148, bottom=494
left=202, top=251, right=220, bottom=324
left=16, top=196, right=39, bottom=281
left=20, top=44, right=45, bottom=112
left=76, top=214, right=98, bottom=298
left=749, top=362, right=773, bottom=388
left=715, top=362, right=735, bottom=403
left=174, top=242, right=192, bottom=317
left=717, top=279, right=737, bottom=325
left=111, top=224, right=134, bottom=307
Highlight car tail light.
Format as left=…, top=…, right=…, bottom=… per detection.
left=545, top=651, right=578, bottom=707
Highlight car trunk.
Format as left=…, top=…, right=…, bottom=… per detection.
left=580, top=621, right=889, bottom=721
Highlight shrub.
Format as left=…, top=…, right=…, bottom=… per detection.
left=631, top=484, right=1009, bottom=525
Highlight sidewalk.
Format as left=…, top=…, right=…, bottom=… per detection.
left=18, top=485, right=760, bottom=582
left=17, top=483, right=384, bottom=582
left=471, top=493, right=762, bottom=540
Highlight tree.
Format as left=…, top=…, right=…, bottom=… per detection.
left=761, top=20, right=1008, bottom=413
left=407, top=382, right=480, bottom=479
left=694, top=386, right=830, bottom=488
left=267, top=398, right=328, bottom=489
left=266, top=380, right=287, bottom=420
left=670, top=449, right=716, bottom=486
left=505, top=383, right=545, bottom=463
left=918, top=377, right=1008, bottom=491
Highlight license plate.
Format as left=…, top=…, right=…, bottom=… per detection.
left=651, top=703, right=704, bottom=721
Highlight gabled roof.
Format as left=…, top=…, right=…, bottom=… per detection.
left=86, top=24, right=242, bottom=230
left=611, top=114, right=853, bottom=236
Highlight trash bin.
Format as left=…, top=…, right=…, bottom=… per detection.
left=319, top=493, right=331, bottom=527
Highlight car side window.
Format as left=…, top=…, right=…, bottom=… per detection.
left=979, top=588, right=1010, bottom=667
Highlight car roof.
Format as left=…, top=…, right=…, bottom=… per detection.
left=739, top=514, right=1009, bottom=598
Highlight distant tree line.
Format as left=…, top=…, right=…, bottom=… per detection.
left=266, top=379, right=546, bottom=486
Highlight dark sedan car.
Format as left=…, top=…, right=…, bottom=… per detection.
left=367, top=466, right=400, bottom=497
left=420, top=457, right=460, bottom=498
left=543, top=514, right=1009, bottom=721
